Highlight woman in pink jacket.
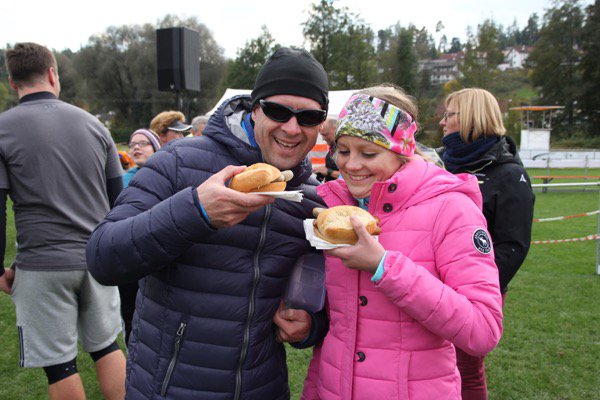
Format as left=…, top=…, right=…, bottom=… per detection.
left=302, top=85, right=503, bottom=400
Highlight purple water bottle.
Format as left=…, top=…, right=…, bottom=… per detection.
left=283, top=252, right=326, bottom=312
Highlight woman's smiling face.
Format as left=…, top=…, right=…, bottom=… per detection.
left=335, top=135, right=403, bottom=198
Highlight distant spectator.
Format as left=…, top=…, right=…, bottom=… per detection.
left=150, top=110, right=191, bottom=144
left=0, top=42, right=125, bottom=400
left=190, top=115, right=209, bottom=136
left=122, top=129, right=161, bottom=187
left=312, top=117, right=339, bottom=182
left=438, top=87, right=534, bottom=400
left=118, top=128, right=161, bottom=345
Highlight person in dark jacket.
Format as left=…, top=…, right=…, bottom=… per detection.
left=438, top=88, right=535, bottom=400
left=86, top=47, right=329, bottom=400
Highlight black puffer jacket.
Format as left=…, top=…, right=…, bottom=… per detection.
left=438, top=136, right=535, bottom=293
left=87, top=95, right=325, bottom=399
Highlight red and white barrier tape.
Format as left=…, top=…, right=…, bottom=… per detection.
left=533, top=210, right=599, bottom=222
left=532, top=234, right=600, bottom=244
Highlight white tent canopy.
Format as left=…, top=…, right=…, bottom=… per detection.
left=206, top=88, right=361, bottom=118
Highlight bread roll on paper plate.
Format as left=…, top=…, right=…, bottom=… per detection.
left=313, top=206, right=381, bottom=245
left=229, top=163, right=293, bottom=192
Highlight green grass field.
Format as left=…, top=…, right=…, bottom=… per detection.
left=1, top=178, right=599, bottom=399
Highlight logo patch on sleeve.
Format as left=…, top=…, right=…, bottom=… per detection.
left=472, top=229, right=492, bottom=254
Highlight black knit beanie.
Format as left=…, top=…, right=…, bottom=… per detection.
left=251, top=47, right=329, bottom=110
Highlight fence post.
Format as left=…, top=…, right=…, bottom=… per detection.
left=597, top=189, right=600, bottom=275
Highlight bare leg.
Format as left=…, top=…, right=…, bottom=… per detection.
left=94, top=350, right=126, bottom=400
left=48, top=373, right=86, bottom=400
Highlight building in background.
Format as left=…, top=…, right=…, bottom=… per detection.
left=418, top=52, right=463, bottom=85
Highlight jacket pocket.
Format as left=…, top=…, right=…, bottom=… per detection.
left=160, top=321, right=187, bottom=397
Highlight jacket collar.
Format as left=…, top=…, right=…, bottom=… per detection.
left=318, top=156, right=482, bottom=212
left=20, top=91, right=57, bottom=104
left=438, top=136, right=522, bottom=173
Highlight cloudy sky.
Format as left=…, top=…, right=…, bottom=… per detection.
left=0, top=0, right=593, bottom=59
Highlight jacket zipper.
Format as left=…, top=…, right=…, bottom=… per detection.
left=234, top=204, right=271, bottom=400
left=467, top=160, right=494, bottom=174
left=161, top=322, right=187, bottom=397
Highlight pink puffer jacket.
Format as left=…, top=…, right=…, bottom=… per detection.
left=302, top=157, right=503, bottom=400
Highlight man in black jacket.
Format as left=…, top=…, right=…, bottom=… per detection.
left=87, top=48, right=329, bottom=399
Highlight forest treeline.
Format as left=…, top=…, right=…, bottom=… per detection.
left=0, top=0, right=598, bottom=145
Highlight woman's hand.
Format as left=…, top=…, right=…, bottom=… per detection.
left=326, top=215, right=386, bottom=273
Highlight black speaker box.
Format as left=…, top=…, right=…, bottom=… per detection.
left=156, top=27, right=201, bottom=92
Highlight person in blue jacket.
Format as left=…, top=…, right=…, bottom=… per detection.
left=86, top=47, right=329, bottom=399
left=122, top=128, right=161, bottom=188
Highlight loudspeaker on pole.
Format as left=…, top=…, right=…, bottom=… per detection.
left=156, top=27, right=201, bottom=92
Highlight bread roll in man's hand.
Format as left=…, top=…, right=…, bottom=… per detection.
left=229, top=163, right=293, bottom=192
left=312, top=206, right=381, bottom=245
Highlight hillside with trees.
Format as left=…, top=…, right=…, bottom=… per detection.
left=1, top=0, right=598, bottom=146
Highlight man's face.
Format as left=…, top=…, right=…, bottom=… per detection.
left=252, top=94, right=323, bottom=171
left=193, top=123, right=206, bottom=136
left=320, top=123, right=336, bottom=147
left=160, top=129, right=185, bottom=144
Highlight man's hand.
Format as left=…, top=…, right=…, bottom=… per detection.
left=326, top=216, right=385, bottom=273
left=273, top=301, right=311, bottom=343
left=196, top=165, right=275, bottom=228
left=0, top=268, right=15, bottom=294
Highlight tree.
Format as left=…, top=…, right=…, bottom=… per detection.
left=438, top=34, right=448, bottom=54
left=303, top=0, right=344, bottom=74
left=303, top=0, right=376, bottom=89
left=394, top=26, right=418, bottom=93
left=521, top=14, right=540, bottom=45
left=55, top=50, right=85, bottom=108
left=376, top=24, right=419, bottom=93
left=333, top=22, right=377, bottom=88
left=458, top=19, right=504, bottom=88
left=222, top=26, right=279, bottom=90
left=580, top=0, right=600, bottom=133
left=71, top=15, right=225, bottom=137
left=448, top=37, right=462, bottom=53
left=377, top=29, right=392, bottom=54
left=503, top=19, right=522, bottom=48
left=74, top=23, right=169, bottom=132
left=529, top=0, right=584, bottom=132
left=0, top=49, right=18, bottom=111
left=414, top=27, right=437, bottom=59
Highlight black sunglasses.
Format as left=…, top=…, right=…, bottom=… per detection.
left=259, top=100, right=327, bottom=127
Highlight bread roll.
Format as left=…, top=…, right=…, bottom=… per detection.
left=229, top=163, right=292, bottom=192
left=313, top=206, right=381, bottom=244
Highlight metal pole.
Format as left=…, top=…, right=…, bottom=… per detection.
left=597, top=188, right=600, bottom=275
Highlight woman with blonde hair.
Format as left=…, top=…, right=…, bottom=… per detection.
left=439, top=88, right=535, bottom=400
left=301, top=85, right=503, bottom=400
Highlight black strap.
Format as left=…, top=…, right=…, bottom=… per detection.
left=0, top=189, right=7, bottom=273
left=106, top=177, right=123, bottom=209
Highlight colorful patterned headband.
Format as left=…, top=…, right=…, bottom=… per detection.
left=336, top=94, right=417, bottom=157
